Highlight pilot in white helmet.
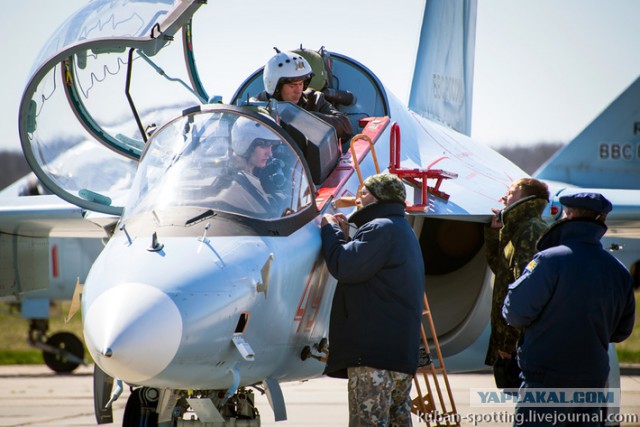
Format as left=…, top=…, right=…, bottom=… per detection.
left=255, top=48, right=353, bottom=142
left=230, top=117, right=281, bottom=174
left=262, top=50, right=313, bottom=102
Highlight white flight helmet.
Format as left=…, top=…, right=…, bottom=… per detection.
left=263, top=50, right=313, bottom=98
left=231, top=117, right=281, bottom=158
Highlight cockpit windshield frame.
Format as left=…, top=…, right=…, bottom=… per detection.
left=121, top=104, right=318, bottom=230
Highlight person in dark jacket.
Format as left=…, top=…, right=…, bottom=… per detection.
left=484, top=178, right=549, bottom=389
left=255, top=50, right=353, bottom=142
left=503, top=192, right=636, bottom=426
left=321, top=173, right=424, bottom=426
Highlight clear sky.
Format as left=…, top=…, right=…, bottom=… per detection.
left=1, top=0, right=639, bottom=153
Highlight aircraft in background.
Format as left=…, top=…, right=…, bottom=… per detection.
left=0, top=170, right=104, bottom=373
left=534, top=74, right=640, bottom=285
left=3, top=0, right=639, bottom=425
left=0, top=142, right=137, bottom=373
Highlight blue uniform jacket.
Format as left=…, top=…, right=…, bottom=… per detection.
left=321, top=202, right=425, bottom=378
left=503, top=218, right=635, bottom=386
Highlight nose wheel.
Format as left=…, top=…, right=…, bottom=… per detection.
left=123, top=387, right=160, bottom=426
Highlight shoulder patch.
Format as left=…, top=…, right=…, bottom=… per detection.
left=524, top=259, right=538, bottom=273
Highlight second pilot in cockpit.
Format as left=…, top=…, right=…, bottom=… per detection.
left=210, top=117, right=286, bottom=218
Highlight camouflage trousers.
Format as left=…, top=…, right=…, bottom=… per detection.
left=347, top=366, right=413, bottom=427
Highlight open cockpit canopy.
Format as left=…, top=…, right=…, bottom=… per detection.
left=18, top=0, right=206, bottom=215
left=18, top=0, right=390, bottom=217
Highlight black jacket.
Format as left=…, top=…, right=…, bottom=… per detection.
left=320, top=202, right=425, bottom=378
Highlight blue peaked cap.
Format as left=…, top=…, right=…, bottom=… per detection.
left=559, top=192, right=612, bottom=215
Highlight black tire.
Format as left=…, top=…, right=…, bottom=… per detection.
left=42, top=332, right=84, bottom=373
left=123, top=388, right=159, bottom=427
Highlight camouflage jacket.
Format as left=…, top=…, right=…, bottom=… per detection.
left=484, top=196, right=548, bottom=365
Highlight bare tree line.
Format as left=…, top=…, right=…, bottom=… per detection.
left=496, top=142, right=564, bottom=176
left=0, top=142, right=564, bottom=192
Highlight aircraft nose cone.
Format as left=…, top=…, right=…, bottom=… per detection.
left=84, top=282, right=182, bottom=384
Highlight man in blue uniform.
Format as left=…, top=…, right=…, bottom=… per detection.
left=503, top=192, right=635, bottom=426
left=321, top=173, right=424, bottom=426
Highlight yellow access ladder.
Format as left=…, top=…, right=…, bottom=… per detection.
left=411, top=292, right=459, bottom=426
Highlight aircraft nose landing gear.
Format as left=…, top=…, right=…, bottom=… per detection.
left=123, top=387, right=261, bottom=426
left=123, top=387, right=160, bottom=426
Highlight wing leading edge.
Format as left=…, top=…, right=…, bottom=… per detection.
left=0, top=195, right=112, bottom=238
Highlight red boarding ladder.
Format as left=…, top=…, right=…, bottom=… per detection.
left=388, top=122, right=458, bottom=212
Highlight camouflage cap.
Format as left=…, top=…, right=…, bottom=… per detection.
left=363, top=173, right=406, bottom=204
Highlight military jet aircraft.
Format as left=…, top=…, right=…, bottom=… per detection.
left=0, top=153, right=127, bottom=373
left=5, top=0, right=640, bottom=425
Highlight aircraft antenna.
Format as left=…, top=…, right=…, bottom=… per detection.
left=119, top=224, right=132, bottom=245
left=125, top=49, right=148, bottom=144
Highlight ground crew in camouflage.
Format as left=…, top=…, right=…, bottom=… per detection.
left=321, top=173, right=424, bottom=426
left=484, top=178, right=549, bottom=388
left=347, top=366, right=413, bottom=426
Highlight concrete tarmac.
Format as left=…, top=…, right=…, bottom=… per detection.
left=1, top=365, right=639, bottom=426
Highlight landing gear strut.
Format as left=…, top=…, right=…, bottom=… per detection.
left=122, top=387, right=261, bottom=426
left=28, top=319, right=85, bottom=373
